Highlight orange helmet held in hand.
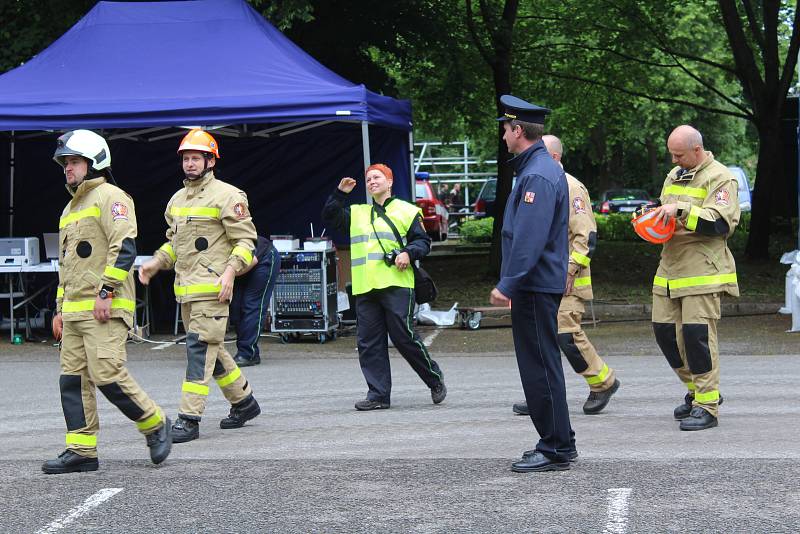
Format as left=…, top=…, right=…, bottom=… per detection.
left=177, top=128, right=220, bottom=158
left=632, top=208, right=675, bottom=244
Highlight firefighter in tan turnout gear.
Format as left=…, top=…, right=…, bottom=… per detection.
left=513, top=135, right=620, bottom=417
left=44, top=130, right=171, bottom=474
left=649, top=125, right=739, bottom=431
left=138, top=129, right=260, bottom=443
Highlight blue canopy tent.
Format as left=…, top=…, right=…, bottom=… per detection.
left=0, top=0, right=413, bottom=240
left=0, top=0, right=413, bottom=331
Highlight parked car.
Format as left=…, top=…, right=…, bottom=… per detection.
left=727, top=166, right=752, bottom=212
left=415, top=173, right=449, bottom=241
left=597, top=188, right=656, bottom=214
left=473, top=178, right=497, bottom=218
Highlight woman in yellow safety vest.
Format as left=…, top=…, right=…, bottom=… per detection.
left=322, top=163, right=446, bottom=410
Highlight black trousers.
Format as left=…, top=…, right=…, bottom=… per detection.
left=230, top=246, right=280, bottom=360
left=511, top=291, right=576, bottom=462
left=355, top=286, right=444, bottom=403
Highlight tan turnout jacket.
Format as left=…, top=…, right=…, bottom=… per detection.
left=154, top=171, right=257, bottom=303
left=565, top=173, right=596, bottom=300
left=654, top=152, right=739, bottom=298
left=56, top=177, right=138, bottom=325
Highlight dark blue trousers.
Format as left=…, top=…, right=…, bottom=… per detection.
left=511, top=291, right=576, bottom=462
left=230, top=247, right=280, bottom=361
left=355, top=286, right=444, bottom=403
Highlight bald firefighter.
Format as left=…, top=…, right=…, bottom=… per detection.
left=44, top=130, right=171, bottom=474
left=649, top=125, right=739, bottom=431
left=139, top=129, right=260, bottom=443
left=512, top=135, right=620, bottom=417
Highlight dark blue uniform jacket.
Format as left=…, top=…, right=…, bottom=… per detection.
left=497, top=141, right=569, bottom=296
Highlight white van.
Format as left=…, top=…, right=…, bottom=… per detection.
left=727, top=166, right=752, bottom=212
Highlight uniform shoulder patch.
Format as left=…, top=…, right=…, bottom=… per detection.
left=714, top=189, right=730, bottom=206
left=233, top=202, right=249, bottom=219
left=111, top=201, right=129, bottom=221
left=572, top=196, right=586, bottom=214
left=524, top=191, right=536, bottom=204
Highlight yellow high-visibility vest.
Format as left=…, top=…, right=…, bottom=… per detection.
left=350, top=200, right=420, bottom=295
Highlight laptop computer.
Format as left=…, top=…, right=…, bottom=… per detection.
left=43, top=232, right=60, bottom=260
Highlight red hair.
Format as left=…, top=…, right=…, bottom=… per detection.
left=365, top=163, right=393, bottom=181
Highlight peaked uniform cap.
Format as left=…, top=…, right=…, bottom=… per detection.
left=497, top=94, right=551, bottom=124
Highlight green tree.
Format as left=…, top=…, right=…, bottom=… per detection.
left=512, top=0, right=798, bottom=258
left=0, top=0, right=94, bottom=73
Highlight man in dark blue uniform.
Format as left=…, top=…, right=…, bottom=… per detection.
left=230, top=235, right=280, bottom=366
left=489, top=95, right=575, bottom=472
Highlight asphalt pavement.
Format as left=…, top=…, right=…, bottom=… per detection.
left=1, top=313, right=799, bottom=533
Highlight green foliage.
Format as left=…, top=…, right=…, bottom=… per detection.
left=0, top=1, right=95, bottom=73
left=737, top=211, right=751, bottom=234
left=459, top=217, right=495, bottom=243
left=595, top=214, right=638, bottom=241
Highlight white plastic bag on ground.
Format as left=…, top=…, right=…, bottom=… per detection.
left=417, top=302, right=458, bottom=326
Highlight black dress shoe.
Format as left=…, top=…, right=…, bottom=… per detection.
left=234, top=355, right=260, bottom=367
left=220, top=395, right=261, bottom=429
left=145, top=417, right=172, bottom=464
left=674, top=393, right=723, bottom=420
left=583, top=379, right=620, bottom=415
left=523, top=449, right=578, bottom=463
left=431, top=382, right=447, bottom=404
left=512, top=401, right=529, bottom=415
left=172, top=416, right=200, bottom=443
left=42, top=450, right=99, bottom=474
left=355, top=399, right=390, bottom=411
left=679, top=407, right=718, bottom=431
left=511, top=450, right=570, bottom=473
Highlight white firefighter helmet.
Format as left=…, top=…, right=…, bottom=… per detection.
left=53, top=129, right=111, bottom=171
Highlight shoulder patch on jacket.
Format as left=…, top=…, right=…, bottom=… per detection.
left=524, top=191, right=536, bottom=204
left=714, top=189, right=730, bottom=206
left=233, top=202, right=249, bottom=219
left=111, top=202, right=129, bottom=221
left=572, top=196, right=586, bottom=214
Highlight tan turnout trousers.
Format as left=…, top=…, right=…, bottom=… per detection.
left=178, top=300, right=252, bottom=420
left=652, top=293, right=721, bottom=417
left=557, top=295, right=616, bottom=392
left=60, top=318, right=164, bottom=457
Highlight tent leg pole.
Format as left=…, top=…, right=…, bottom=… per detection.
left=361, top=121, right=372, bottom=204
left=9, top=131, right=14, bottom=237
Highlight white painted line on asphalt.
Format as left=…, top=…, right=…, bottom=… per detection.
left=36, top=488, right=123, bottom=534
left=422, top=328, right=443, bottom=347
left=152, top=342, right=173, bottom=350
left=603, top=487, right=632, bottom=534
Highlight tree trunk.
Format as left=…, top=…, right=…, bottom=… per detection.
left=646, top=139, right=659, bottom=196
left=745, top=119, right=783, bottom=259
left=488, top=68, right=513, bottom=277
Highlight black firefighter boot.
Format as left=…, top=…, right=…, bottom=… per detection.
left=679, top=407, right=719, bottom=431
left=674, top=393, right=723, bottom=420
left=583, top=379, right=621, bottom=415
left=42, top=450, right=99, bottom=474
left=220, top=395, right=261, bottom=429
left=172, top=416, right=200, bottom=443
left=145, top=417, right=172, bottom=464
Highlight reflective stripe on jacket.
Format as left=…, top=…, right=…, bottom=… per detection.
left=350, top=200, right=420, bottom=295
left=654, top=153, right=739, bottom=298
left=153, top=172, right=256, bottom=303
left=57, top=177, right=137, bottom=325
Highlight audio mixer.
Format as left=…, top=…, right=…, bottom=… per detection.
left=270, top=248, right=339, bottom=343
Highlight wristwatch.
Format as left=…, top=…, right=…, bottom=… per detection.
left=99, top=286, right=115, bottom=300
